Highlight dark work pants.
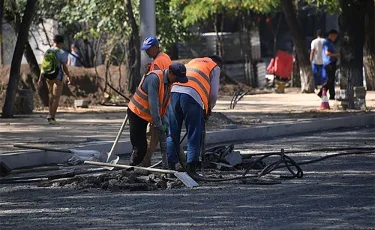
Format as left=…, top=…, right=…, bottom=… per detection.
left=320, top=62, right=337, bottom=99
left=127, top=108, right=148, bottom=166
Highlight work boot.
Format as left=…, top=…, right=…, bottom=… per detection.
left=168, top=162, right=176, bottom=171
left=186, top=162, right=198, bottom=175
left=129, top=149, right=140, bottom=166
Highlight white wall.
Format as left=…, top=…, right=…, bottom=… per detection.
left=1, top=19, right=58, bottom=65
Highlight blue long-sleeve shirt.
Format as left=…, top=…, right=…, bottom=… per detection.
left=140, top=70, right=170, bottom=128
left=322, top=38, right=337, bottom=66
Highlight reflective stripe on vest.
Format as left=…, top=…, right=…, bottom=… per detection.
left=128, top=70, right=168, bottom=122
left=174, top=58, right=217, bottom=114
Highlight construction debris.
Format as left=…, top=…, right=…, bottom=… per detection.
left=205, top=144, right=243, bottom=168
left=224, top=150, right=243, bottom=166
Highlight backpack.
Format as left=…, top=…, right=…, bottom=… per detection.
left=41, top=49, right=60, bottom=80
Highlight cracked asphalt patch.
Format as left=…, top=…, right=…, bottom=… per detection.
left=0, top=127, right=374, bottom=230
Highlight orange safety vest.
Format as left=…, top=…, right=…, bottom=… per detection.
left=150, top=52, right=172, bottom=71
left=128, top=70, right=171, bottom=123
left=174, top=57, right=217, bottom=114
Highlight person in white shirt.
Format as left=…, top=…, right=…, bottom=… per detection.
left=310, top=30, right=326, bottom=89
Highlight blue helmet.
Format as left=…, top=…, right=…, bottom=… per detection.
left=141, top=36, right=159, bottom=50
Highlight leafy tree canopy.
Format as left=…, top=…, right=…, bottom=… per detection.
left=171, top=0, right=280, bottom=25
left=172, top=0, right=342, bottom=26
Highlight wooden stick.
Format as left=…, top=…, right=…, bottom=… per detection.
left=11, top=166, right=60, bottom=174
left=84, top=161, right=176, bottom=174
left=13, top=144, right=71, bottom=153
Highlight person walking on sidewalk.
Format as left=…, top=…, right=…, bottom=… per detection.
left=127, top=63, right=188, bottom=166
left=139, top=36, right=172, bottom=167
left=67, top=43, right=83, bottom=67
left=310, top=29, right=326, bottom=89
left=166, top=55, right=223, bottom=174
left=318, top=29, right=340, bottom=100
left=37, top=35, right=71, bottom=124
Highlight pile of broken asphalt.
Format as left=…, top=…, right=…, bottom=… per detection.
left=38, top=170, right=184, bottom=192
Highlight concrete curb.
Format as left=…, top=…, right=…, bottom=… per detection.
left=204, top=113, right=375, bottom=144
left=1, top=113, right=374, bottom=170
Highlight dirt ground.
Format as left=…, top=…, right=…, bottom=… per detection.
left=0, top=63, right=263, bottom=109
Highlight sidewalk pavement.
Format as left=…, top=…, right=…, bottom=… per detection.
left=0, top=89, right=374, bottom=169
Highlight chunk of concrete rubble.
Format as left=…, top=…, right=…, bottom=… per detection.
left=224, top=150, right=243, bottom=166
left=167, top=180, right=183, bottom=189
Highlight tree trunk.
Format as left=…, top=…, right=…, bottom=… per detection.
left=24, top=41, right=49, bottom=106
left=363, top=0, right=375, bottom=90
left=2, top=0, right=37, bottom=118
left=124, top=0, right=141, bottom=94
left=280, top=0, right=314, bottom=93
left=214, top=13, right=223, bottom=57
left=339, top=0, right=366, bottom=109
left=4, top=1, right=49, bottom=106
left=0, top=0, right=4, bottom=65
left=239, top=12, right=255, bottom=87
left=292, top=47, right=301, bottom=87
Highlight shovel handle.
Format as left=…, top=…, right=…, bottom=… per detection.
left=13, top=144, right=71, bottom=153
left=107, top=114, right=128, bottom=161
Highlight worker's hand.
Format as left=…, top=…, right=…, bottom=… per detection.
left=158, top=123, right=169, bottom=134
left=67, top=76, right=72, bottom=85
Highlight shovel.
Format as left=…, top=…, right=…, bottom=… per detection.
left=84, top=160, right=199, bottom=188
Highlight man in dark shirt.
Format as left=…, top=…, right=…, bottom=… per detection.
left=318, top=29, right=340, bottom=99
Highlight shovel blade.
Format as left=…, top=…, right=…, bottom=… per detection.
left=174, top=172, right=199, bottom=188
left=103, top=155, right=120, bottom=170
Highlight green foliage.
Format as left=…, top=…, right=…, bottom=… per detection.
left=171, top=0, right=280, bottom=26
left=156, top=0, right=192, bottom=52
left=306, top=0, right=341, bottom=14
left=22, top=0, right=191, bottom=59
left=58, top=0, right=130, bottom=40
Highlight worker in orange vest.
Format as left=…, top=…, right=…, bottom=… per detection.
left=166, top=56, right=223, bottom=174
left=127, top=63, right=188, bottom=166
left=142, top=36, right=172, bottom=72
left=140, top=37, right=172, bottom=167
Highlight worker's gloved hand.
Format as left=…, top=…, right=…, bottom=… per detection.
left=204, top=109, right=212, bottom=122
left=157, top=123, right=169, bottom=134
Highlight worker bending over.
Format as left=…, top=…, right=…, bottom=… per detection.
left=140, top=36, right=172, bottom=167
left=127, top=63, right=188, bottom=166
left=166, top=56, right=223, bottom=174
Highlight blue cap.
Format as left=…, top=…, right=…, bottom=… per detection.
left=169, top=63, right=188, bottom=83
left=141, top=36, right=159, bottom=50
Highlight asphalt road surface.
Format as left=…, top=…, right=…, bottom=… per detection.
left=1, top=127, right=374, bottom=230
